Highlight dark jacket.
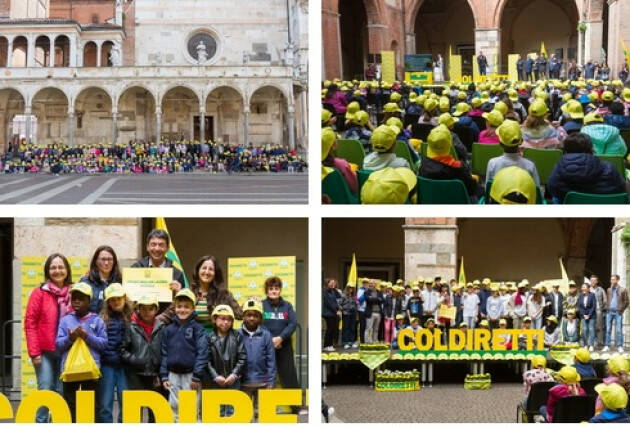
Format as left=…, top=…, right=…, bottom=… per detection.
left=573, top=361, right=597, bottom=379
left=360, top=289, right=383, bottom=318
left=101, top=313, right=126, bottom=366
left=419, top=156, right=478, bottom=196
left=160, top=315, right=208, bottom=382
left=590, top=409, right=630, bottom=423
left=578, top=293, right=596, bottom=319
left=339, top=293, right=358, bottom=315
left=238, top=326, right=276, bottom=386
left=262, top=297, right=297, bottom=343
left=207, top=329, right=247, bottom=380
left=323, top=288, right=340, bottom=318
left=605, top=114, right=630, bottom=131
left=546, top=291, right=564, bottom=320
left=606, top=286, right=629, bottom=313
left=457, top=116, right=480, bottom=141
left=525, top=58, right=534, bottom=73
left=131, top=257, right=186, bottom=322
left=383, top=294, right=394, bottom=317
left=81, top=269, right=122, bottom=314
left=478, top=288, right=491, bottom=315
left=121, top=316, right=165, bottom=377
left=547, top=153, right=626, bottom=202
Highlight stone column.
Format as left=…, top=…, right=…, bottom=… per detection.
left=321, top=6, right=342, bottom=80
left=577, top=29, right=584, bottom=67
left=6, top=37, right=13, bottom=67
left=69, top=35, right=77, bottom=67
left=475, top=28, right=501, bottom=75
left=607, top=0, right=630, bottom=80
left=111, top=106, right=118, bottom=144
left=610, top=219, right=630, bottom=346
left=405, top=33, right=416, bottom=55
left=67, top=108, right=74, bottom=146
left=403, top=218, right=458, bottom=282
left=584, top=20, right=604, bottom=63
left=243, top=106, right=250, bottom=147
left=48, top=35, right=55, bottom=67
left=96, top=41, right=102, bottom=67
left=77, top=42, right=83, bottom=67
left=199, top=107, right=205, bottom=143
left=287, top=104, right=295, bottom=150
left=24, top=105, right=32, bottom=143
left=155, top=107, right=162, bottom=143
left=26, top=35, right=35, bottom=68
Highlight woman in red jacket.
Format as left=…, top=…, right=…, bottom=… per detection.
left=24, top=253, right=73, bottom=423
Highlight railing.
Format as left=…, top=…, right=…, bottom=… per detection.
left=0, top=320, right=20, bottom=401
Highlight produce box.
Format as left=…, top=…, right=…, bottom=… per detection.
left=375, top=369, right=420, bottom=391
left=464, top=373, right=491, bottom=390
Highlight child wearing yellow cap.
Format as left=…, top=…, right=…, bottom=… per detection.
left=478, top=109, right=503, bottom=144
left=521, top=99, right=564, bottom=149
left=590, top=383, right=630, bottom=422
left=522, top=354, right=554, bottom=407
left=581, top=110, right=628, bottom=156
left=363, top=125, right=411, bottom=170
left=541, top=366, right=586, bottom=422
left=322, top=127, right=358, bottom=194
left=345, top=110, right=374, bottom=151
left=572, top=347, right=597, bottom=379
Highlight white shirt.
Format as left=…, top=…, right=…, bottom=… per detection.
left=462, top=292, right=480, bottom=317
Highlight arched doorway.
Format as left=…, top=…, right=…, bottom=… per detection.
left=250, top=86, right=287, bottom=147
left=11, top=36, right=28, bottom=67
left=101, top=41, right=114, bottom=67
left=31, top=87, right=69, bottom=145
left=500, top=0, right=578, bottom=73
left=75, top=87, right=113, bottom=144
left=339, top=0, right=368, bottom=80
left=0, top=88, right=26, bottom=151
left=53, top=35, right=70, bottom=67
left=117, top=86, right=156, bottom=144
left=161, top=86, right=199, bottom=142
left=83, top=41, right=98, bottom=67
left=34, top=35, right=49, bottom=67
left=413, top=0, right=475, bottom=76
left=205, top=87, right=243, bottom=144
left=0, top=37, right=7, bottom=67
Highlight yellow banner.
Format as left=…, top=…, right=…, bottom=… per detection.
left=449, top=55, right=462, bottom=83
left=508, top=54, right=520, bottom=82
left=122, top=267, right=173, bottom=302
left=472, top=55, right=479, bottom=82
left=380, top=51, right=396, bottom=83
left=20, top=256, right=88, bottom=399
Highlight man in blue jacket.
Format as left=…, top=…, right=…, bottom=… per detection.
left=525, top=55, right=534, bottom=82
left=477, top=51, right=488, bottom=76
left=578, top=283, right=597, bottom=351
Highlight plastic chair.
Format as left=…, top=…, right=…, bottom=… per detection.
left=417, top=176, right=471, bottom=204
left=322, top=168, right=358, bottom=204
left=516, top=381, right=555, bottom=423
left=482, top=179, right=545, bottom=204
left=335, top=139, right=365, bottom=169
left=394, top=141, right=417, bottom=172
left=522, top=148, right=563, bottom=185
left=579, top=378, right=600, bottom=396
left=620, top=129, right=630, bottom=153
left=471, top=143, right=503, bottom=176
left=595, top=154, right=626, bottom=179
left=563, top=191, right=629, bottom=204
left=552, top=395, right=596, bottom=423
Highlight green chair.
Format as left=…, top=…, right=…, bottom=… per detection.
left=334, top=139, right=365, bottom=169
left=563, top=191, right=629, bottom=204
left=596, top=154, right=626, bottom=179
left=481, top=179, right=545, bottom=204
left=620, top=130, right=630, bottom=153
left=357, top=169, right=373, bottom=195
left=471, top=143, right=503, bottom=176
left=394, top=141, right=417, bottom=172
left=322, top=168, right=358, bottom=204
left=417, top=176, right=471, bottom=204
left=420, top=141, right=458, bottom=159
left=522, top=148, right=563, bottom=185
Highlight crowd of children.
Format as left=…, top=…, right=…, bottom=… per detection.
left=322, top=75, right=630, bottom=204
left=24, top=247, right=303, bottom=423
left=322, top=274, right=628, bottom=353
left=2, top=140, right=307, bottom=174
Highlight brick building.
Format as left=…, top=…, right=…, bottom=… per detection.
left=0, top=0, right=309, bottom=151
left=323, top=0, right=629, bottom=81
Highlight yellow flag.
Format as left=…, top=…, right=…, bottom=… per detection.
left=458, top=257, right=466, bottom=285
left=540, top=42, right=548, bottom=57
left=155, top=217, right=188, bottom=287
left=559, top=257, right=568, bottom=281
left=347, top=253, right=357, bottom=286
left=621, top=38, right=630, bottom=67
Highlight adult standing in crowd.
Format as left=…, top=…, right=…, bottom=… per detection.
left=81, top=245, right=122, bottom=314
left=24, top=253, right=73, bottom=423
left=362, top=279, right=383, bottom=343
left=477, top=51, right=488, bottom=76
left=590, top=275, right=607, bottom=348
left=322, top=278, right=341, bottom=351
left=603, top=274, right=628, bottom=352
left=578, top=283, right=597, bottom=351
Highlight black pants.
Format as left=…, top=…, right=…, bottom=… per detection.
left=324, top=316, right=339, bottom=347
left=342, top=313, right=357, bottom=344
left=275, top=343, right=300, bottom=412
left=358, top=312, right=367, bottom=343
left=63, top=380, right=98, bottom=422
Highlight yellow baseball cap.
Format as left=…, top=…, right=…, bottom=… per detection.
left=595, top=383, right=628, bottom=410
left=361, top=167, right=417, bottom=204
left=453, top=102, right=471, bottom=117
left=395, top=314, right=404, bottom=320
left=528, top=99, right=549, bottom=117
left=622, top=88, right=630, bottom=103
left=584, top=111, right=604, bottom=125
left=547, top=315, right=558, bottom=324
left=104, top=283, right=126, bottom=301
left=322, top=127, right=336, bottom=160
left=589, top=91, right=599, bottom=102
left=211, top=304, right=234, bottom=319
left=136, top=294, right=159, bottom=308
left=242, top=298, right=263, bottom=315
left=602, top=91, right=614, bottom=102
left=70, top=282, right=93, bottom=300
left=370, top=125, right=398, bottom=152
left=390, top=92, right=402, bottom=102
left=508, top=89, right=518, bottom=102
left=352, top=110, right=370, bottom=126
left=175, top=288, right=197, bottom=305
left=531, top=354, right=546, bottom=368
left=565, top=100, right=584, bottom=119
left=494, top=101, right=508, bottom=116
left=427, top=124, right=452, bottom=157
left=322, top=109, right=332, bottom=125
left=457, top=91, right=467, bottom=101
left=482, top=110, right=504, bottom=127
left=386, top=117, right=404, bottom=132
left=490, top=166, right=536, bottom=205
left=471, top=97, right=482, bottom=108
left=423, top=98, right=438, bottom=112
left=557, top=366, right=581, bottom=384
left=384, top=102, right=403, bottom=114
left=608, top=355, right=629, bottom=376
left=438, top=112, right=458, bottom=128
left=575, top=347, right=591, bottom=363
left=439, top=96, right=450, bottom=112
left=497, top=120, right=522, bottom=147
left=479, top=319, right=489, bottom=327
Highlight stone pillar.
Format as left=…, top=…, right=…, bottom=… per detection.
left=610, top=219, right=630, bottom=346
left=243, top=106, right=250, bottom=147
left=287, top=104, right=295, bottom=150
left=199, top=107, right=205, bottom=143
left=69, top=35, right=77, bottom=67
left=405, top=33, right=416, bottom=55
left=155, top=107, right=162, bottom=143
left=6, top=37, right=12, bottom=67
left=96, top=42, right=102, bottom=67
left=475, top=28, right=501, bottom=75
left=77, top=42, right=83, bottom=67
left=26, top=35, right=35, bottom=68
left=48, top=35, right=55, bottom=67
left=67, top=108, right=74, bottom=146
left=111, top=106, right=118, bottom=144
left=403, top=218, right=458, bottom=283
left=322, top=5, right=342, bottom=80
left=578, top=29, right=584, bottom=67
left=24, top=104, right=32, bottom=143
left=584, top=20, right=604, bottom=64
left=607, top=0, right=630, bottom=78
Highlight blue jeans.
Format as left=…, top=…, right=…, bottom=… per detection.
left=34, top=350, right=62, bottom=423
left=606, top=311, right=624, bottom=347
left=341, top=313, right=357, bottom=344
left=97, top=364, right=128, bottom=423
left=582, top=318, right=596, bottom=346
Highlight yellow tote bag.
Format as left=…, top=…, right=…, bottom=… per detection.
left=60, top=337, right=101, bottom=382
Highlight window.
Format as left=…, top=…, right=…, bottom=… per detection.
left=91, top=14, right=99, bottom=24
left=251, top=103, right=267, bottom=115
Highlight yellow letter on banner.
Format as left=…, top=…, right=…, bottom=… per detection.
left=397, top=328, right=415, bottom=351
left=449, top=328, right=466, bottom=350
left=201, top=390, right=253, bottom=423
left=508, top=54, right=520, bottom=82
left=178, top=390, right=198, bottom=423
left=0, top=392, right=12, bottom=420
left=259, top=389, right=301, bottom=423
left=15, top=390, right=71, bottom=423
left=473, top=329, right=492, bottom=351
left=76, top=391, right=95, bottom=423
left=415, top=329, right=433, bottom=351
left=433, top=329, right=447, bottom=351
left=122, top=391, right=174, bottom=423
left=491, top=329, right=506, bottom=351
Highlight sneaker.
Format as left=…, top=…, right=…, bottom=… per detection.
left=343, top=344, right=351, bottom=350
left=618, top=347, right=625, bottom=353
left=352, top=342, right=359, bottom=348
left=589, top=346, right=594, bottom=351
left=323, top=346, right=335, bottom=352
left=602, top=346, right=610, bottom=352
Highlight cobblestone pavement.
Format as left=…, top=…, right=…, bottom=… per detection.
left=322, top=383, right=523, bottom=423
